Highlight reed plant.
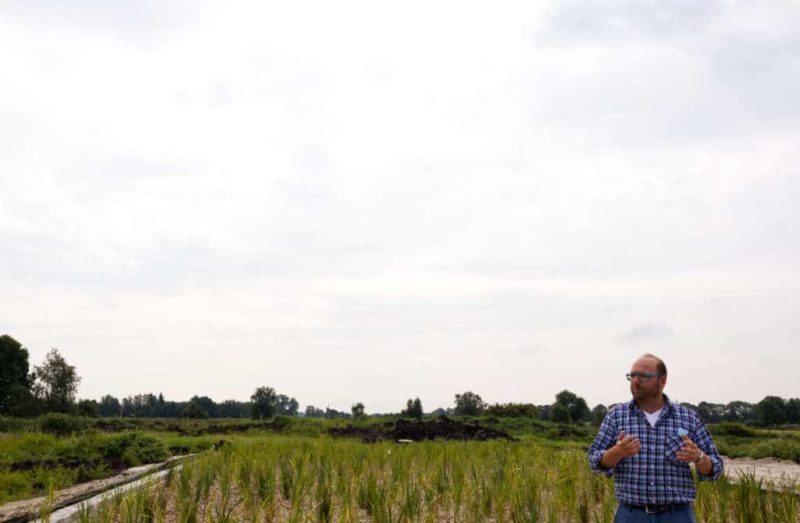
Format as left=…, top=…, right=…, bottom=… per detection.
left=61, top=433, right=799, bottom=522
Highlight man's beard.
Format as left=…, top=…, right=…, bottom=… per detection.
left=632, top=386, right=658, bottom=401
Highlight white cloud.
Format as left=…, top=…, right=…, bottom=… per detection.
left=1, top=1, right=799, bottom=410
left=616, top=322, right=675, bottom=344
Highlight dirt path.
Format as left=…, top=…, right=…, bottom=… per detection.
left=722, top=456, right=800, bottom=486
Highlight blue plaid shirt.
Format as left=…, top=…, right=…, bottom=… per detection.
left=587, top=395, right=723, bottom=505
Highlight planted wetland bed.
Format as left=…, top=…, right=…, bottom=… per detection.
left=1, top=416, right=799, bottom=522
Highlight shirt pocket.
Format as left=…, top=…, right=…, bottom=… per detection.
left=664, top=436, right=685, bottom=466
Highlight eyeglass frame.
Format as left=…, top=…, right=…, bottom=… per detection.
left=626, top=372, right=664, bottom=381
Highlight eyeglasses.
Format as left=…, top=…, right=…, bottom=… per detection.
left=626, top=372, right=662, bottom=381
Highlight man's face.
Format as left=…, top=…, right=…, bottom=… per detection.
left=629, top=357, right=666, bottom=402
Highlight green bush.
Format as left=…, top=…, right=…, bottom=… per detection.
left=0, top=470, right=31, bottom=504
left=38, top=414, right=90, bottom=436
left=101, top=432, right=168, bottom=466
left=712, top=422, right=759, bottom=438
left=0, top=416, right=32, bottom=432
left=27, top=466, right=78, bottom=492
left=271, top=415, right=294, bottom=431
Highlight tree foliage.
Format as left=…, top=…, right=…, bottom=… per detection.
left=305, top=405, right=325, bottom=417
left=755, top=396, right=788, bottom=426
left=485, top=403, right=539, bottom=418
left=33, top=348, right=80, bottom=413
left=351, top=402, right=365, bottom=419
left=182, top=399, right=209, bottom=419
left=99, top=395, right=122, bottom=417
left=550, top=403, right=571, bottom=423
left=592, top=404, right=608, bottom=426
left=77, top=399, right=99, bottom=417
left=402, top=398, right=424, bottom=419
left=250, top=386, right=278, bottom=420
left=454, top=391, right=485, bottom=416
left=275, top=394, right=299, bottom=416
left=554, top=390, right=590, bottom=423
left=0, top=335, right=31, bottom=414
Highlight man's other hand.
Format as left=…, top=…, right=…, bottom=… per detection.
left=614, top=431, right=641, bottom=458
left=676, top=435, right=703, bottom=463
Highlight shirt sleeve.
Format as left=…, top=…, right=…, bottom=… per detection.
left=588, top=409, right=619, bottom=477
left=692, top=418, right=723, bottom=480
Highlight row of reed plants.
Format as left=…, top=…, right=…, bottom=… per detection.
left=45, top=435, right=799, bottom=522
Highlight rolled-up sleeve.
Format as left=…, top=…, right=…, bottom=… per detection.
left=588, top=410, right=618, bottom=477
left=692, top=420, right=723, bottom=480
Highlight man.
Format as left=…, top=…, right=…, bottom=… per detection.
left=588, top=354, right=723, bottom=522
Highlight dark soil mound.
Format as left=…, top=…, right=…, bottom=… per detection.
left=329, top=417, right=516, bottom=443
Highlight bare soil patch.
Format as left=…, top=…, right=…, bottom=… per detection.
left=723, top=455, right=800, bottom=486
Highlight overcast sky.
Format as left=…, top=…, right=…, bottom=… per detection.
left=1, top=1, right=798, bottom=413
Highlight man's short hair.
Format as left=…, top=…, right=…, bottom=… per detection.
left=641, top=353, right=667, bottom=377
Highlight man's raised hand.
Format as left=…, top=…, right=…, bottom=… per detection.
left=676, top=435, right=702, bottom=463
left=614, top=431, right=641, bottom=458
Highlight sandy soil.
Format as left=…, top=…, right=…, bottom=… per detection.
left=722, top=455, right=800, bottom=486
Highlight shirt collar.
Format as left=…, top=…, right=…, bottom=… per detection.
left=627, top=393, right=672, bottom=417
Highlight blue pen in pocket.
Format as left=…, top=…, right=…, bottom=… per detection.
left=677, top=427, right=688, bottom=438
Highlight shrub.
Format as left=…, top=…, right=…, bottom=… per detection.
left=271, top=415, right=294, bottom=431
left=102, top=432, right=168, bottom=466
left=712, top=422, right=759, bottom=438
left=485, top=403, right=540, bottom=418
left=38, top=414, right=90, bottom=436
left=0, top=471, right=31, bottom=504
left=0, top=415, right=32, bottom=432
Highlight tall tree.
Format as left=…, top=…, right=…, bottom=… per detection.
left=723, top=401, right=755, bottom=422
left=0, top=334, right=32, bottom=414
left=275, top=394, right=299, bottom=416
left=550, top=403, right=572, bottom=423
left=696, top=402, right=725, bottom=423
left=351, top=402, right=366, bottom=419
left=77, top=399, right=99, bottom=417
left=785, top=398, right=800, bottom=424
left=182, top=399, right=209, bottom=418
left=99, top=395, right=122, bottom=417
left=33, top=348, right=80, bottom=413
left=592, top=404, right=608, bottom=426
left=554, top=390, right=590, bottom=423
left=251, top=386, right=278, bottom=420
left=188, top=396, right=217, bottom=418
left=402, top=398, right=424, bottom=419
left=305, top=405, right=325, bottom=417
left=755, top=396, right=787, bottom=426
left=454, top=391, right=485, bottom=416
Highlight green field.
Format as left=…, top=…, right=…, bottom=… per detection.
left=59, top=437, right=800, bottom=522
left=1, top=416, right=800, bottom=521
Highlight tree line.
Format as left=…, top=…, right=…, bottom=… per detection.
left=2, top=334, right=798, bottom=426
